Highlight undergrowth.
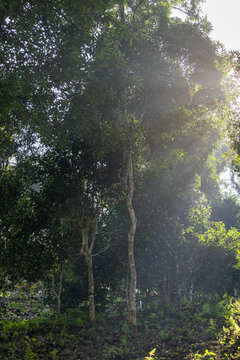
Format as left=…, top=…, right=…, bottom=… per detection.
left=1, top=290, right=240, bottom=359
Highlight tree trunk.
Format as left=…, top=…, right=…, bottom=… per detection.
left=57, top=270, right=63, bottom=318
left=51, top=266, right=64, bottom=318
left=87, top=256, right=95, bottom=322
left=126, top=264, right=129, bottom=310
left=119, top=0, right=137, bottom=333
left=120, top=0, right=125, bottom=24
left=162, top=270, right=170, bottom=308
left=81, top=219, right=98, bottom=323
left=126, top=152, right=137, bottom=335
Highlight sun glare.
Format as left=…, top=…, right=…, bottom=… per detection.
left=202, top=0, right=240, bottom=50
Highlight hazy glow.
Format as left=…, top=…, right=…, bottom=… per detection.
left=201, top=0, right=240, bottom=50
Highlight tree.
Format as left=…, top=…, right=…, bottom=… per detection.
left=104, top=0, right=223, bottom=331
left=0, top=0, right=227, bottom=333
left=7, top=137, right=123, bottom=321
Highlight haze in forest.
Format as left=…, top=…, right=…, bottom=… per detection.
left=1, top=1, right=240, bottom=359
left=202, top=0, right=240, bottom=50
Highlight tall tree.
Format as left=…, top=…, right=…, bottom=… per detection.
left=0, top=0, right=225, bottom=332
left=104, top=0, right=223, bottom=332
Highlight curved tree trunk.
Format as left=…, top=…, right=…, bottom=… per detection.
left=126, top=152, right=137, bottom=335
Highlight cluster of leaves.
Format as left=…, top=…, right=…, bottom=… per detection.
left=188, top=298, right=240, bottom=360
left=0, top=283, right=51, bottom=320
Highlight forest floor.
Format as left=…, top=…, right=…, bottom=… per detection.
left=0, top=290, right=240, bottom=360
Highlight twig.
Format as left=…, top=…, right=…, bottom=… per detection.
left=37, top=0, right=72, bottom=23
left=132, top=0, right=146, bottom=21
left=172, top=6, right=189, bottom=16
left=92, top=232, right=111, bottom=257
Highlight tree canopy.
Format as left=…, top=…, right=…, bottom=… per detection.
left=1, top=0, right=240, bottom=337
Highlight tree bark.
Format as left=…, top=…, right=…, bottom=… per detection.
left=80, top=214, right=98, bottom=323
left=57, top=270, right=63, bottom=318
left=126, top=264, right=129, bottom=310
left=51, top=266, right=64, bottom=318
left=87, top=256, right=95, bottom=322
left=126, top=152, right=137, bottom=335
left=120, top=0, right=125, bottom=24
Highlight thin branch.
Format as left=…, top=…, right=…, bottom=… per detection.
left=69, top=253, right=80, bottom=263
left=80, top=226, right=89, bottom=256
left=51, top=274, right=58, bottom=298
left=172, top=6, right=189, bottom=16
left=89, top=210, right=99, bottom=253
left=37, top=0, right=72, bottom=22
left=58, top=269, right=63, bottom=301
left=132, top=0, right=146, bottom=21
left=92, top=233, right=111, bottom=257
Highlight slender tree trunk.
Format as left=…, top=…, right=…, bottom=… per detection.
left=86, top=256, right=95, bottom=322
left=80, top=215, right=98, bottom=323
left=119, top=1, right=137, bottom=332
left=57, top=270, right=63, bottom=318
left=163, top=271, right=169, bottom=308
left=120, top=0, right=125, bottom=24
left=126, top=152, right=137, bottom=335
left=126, top=264, right=129, bottom=310
left=51, top=266, right=64, bottom=318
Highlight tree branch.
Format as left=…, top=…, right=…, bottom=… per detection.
left=132, top=0, right=146, bottom=22
left=89, top=210, right=99, bottom=253
left=172, top=6, right=189, bottom=16
left=37, top=0, right=72, bottom=23
left=92, top=232, right=111, bottom=257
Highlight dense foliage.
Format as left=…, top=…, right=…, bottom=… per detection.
left=1, top=0, right=240, bottom=358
